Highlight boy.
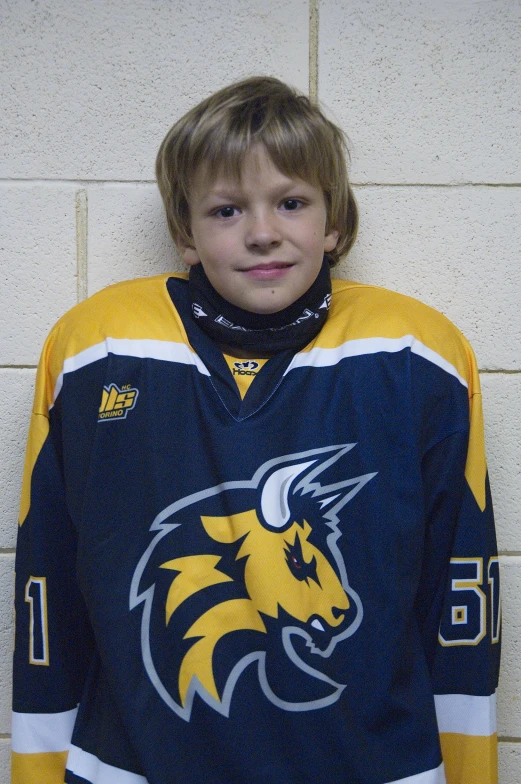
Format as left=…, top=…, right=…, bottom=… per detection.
left=12, top=77, right=499, bottom=784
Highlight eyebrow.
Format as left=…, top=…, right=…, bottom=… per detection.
left=202, top=187, right=243, bottom=201
left=198, top=179, right=311, bottom=206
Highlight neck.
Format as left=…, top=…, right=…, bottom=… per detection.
left=188, top=258, right=332, bottom=355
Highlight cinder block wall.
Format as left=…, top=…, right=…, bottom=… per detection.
left=1, top=0, right=519, bottom=780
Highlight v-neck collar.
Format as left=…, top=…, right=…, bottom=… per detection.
left=167, top=277, right=297, bottom=422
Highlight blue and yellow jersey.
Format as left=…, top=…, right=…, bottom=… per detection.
left=12, top=274, right=500, bottom=784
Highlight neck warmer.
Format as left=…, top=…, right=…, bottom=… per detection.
left=188, top=259, right=332, bottom=353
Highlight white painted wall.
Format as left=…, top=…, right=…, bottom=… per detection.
left=1, top=0, right=519, bottom=780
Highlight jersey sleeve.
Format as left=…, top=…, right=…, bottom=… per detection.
left=416, top=346, right=500, bottom=784
left=11, top=332, right=95, bottom=784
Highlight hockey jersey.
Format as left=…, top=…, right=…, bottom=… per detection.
left=12, top=274, right=500, bottom=784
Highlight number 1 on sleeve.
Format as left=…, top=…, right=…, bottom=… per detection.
left=24, top=576, right=49, bottom=665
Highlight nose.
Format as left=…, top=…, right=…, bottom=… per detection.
left=245, top=209, right=282, bottom=251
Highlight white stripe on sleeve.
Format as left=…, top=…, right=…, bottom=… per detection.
left=435, top=692, right=497, bottom=736
left=67, top=744, right=149, bottom=784
left=385, top=762, right=446, bottom=784
left=11, top=707, right=77, bottom=753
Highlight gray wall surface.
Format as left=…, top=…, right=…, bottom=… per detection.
left=1, top=0, right=520, bottom=780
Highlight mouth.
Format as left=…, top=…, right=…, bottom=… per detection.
left=240, top=262, right=294, bottom=280
left=305, top=615, right=343, bottom=651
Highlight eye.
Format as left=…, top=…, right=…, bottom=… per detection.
left=284, top=531, right=321, bottom=587
left=214, top=205, right=239, bottom=219
left=280, top=198, right=302, bottom=212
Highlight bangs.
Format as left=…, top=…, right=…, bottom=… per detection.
left=194, top=104, right=328, bottom=189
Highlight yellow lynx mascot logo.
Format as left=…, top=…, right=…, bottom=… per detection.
left=130, top=444, right=376, bottom=721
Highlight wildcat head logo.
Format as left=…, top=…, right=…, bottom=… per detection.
left=130, top=444, right=376, bottom=721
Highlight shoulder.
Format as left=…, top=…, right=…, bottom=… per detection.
left=327, top=279, right=480, bottom=394
left=54, top=273, right=181, bottom=330
left=48, top=273, right=187, bottom=350
left=37, top=274, right=189, bottom=405
left=329, top=279, right=463, bottom=342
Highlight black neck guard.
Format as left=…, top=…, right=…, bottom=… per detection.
left=188, top=259, right=332, bottom=354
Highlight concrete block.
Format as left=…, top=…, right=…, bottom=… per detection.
left=0, top=555, right=15, bottom=735
left=87, top=184, right=183, bottom=296
left=497, top=556, right=521, bottom=738
left=1, top=0, right=309, bottom=180
left=336, top=186, right=521, bottom=370
left=0, top=185, right=77, bottom=365
left=319, top=0, right=521, bottom=184
left=499, top=743, right=521, bottom=784
left=481, top=375, right=521, bottom=554
left=0, top=370, right=35, bottom=549
left=0, top=739, right=10, bottom=784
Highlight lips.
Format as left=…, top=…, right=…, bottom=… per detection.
left=242, top=261, right=293, bottom=270
left=241, top=262, right=294, bottom=280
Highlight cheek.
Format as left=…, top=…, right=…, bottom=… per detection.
left=203, top=233, right=236, bottom=260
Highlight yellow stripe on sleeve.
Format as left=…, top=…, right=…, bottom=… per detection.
left=11, top=750, right=68, bottom=784
left=19, top=320, right=57, bottom=527
left=464, top=390, right=487, bottom=513
left=19, top=413, right=49, bottom=527
left=439, top=732, right=498, bottom=784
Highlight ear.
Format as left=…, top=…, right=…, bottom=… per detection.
left=177, top=238, right=200, bottom=267
left=324, top=227, right=340, bottom=253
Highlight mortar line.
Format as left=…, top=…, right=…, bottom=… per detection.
left=0, top=365, right=37, bottom=370
left=309, top=0, right=319, bottom=101
left=480, top=369, right=521, bottom=375
left=499, top=552, right=521, bottom=557
left=2, top=178, right=521, bottom=188
left=499, top=737, right=521, bottom=743
left=0, top=178, right=157, bottom=185
left=0, top=549, right=16, bottom=555
left=353, top=182, right=521, bottom=188
left=76, top=189, right=88, bottom=301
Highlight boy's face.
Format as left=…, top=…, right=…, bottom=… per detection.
left=180, top=145, right=339, bottom=314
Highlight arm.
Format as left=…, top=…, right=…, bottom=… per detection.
left=417, top=355, right=500, bottom=784
left=12, top=336, right=95, bottom=784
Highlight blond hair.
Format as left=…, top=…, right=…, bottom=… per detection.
left=156, top=76, right=358, bottom=265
